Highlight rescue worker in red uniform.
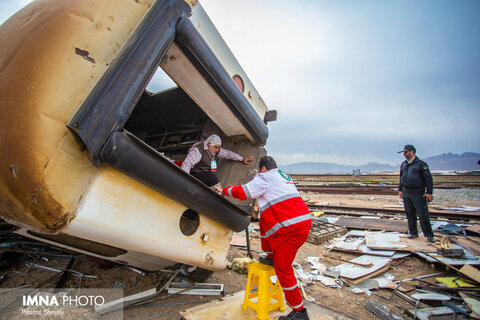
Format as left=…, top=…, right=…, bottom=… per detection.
left=219, top=156, right=312, bottom=320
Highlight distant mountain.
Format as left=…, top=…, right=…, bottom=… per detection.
left=282, top=152, right=480, bottom=174
left=424, top=152, right=480, bottom=171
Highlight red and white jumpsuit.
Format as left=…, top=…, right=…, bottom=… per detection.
left=222, top=168, right=312, bottom=311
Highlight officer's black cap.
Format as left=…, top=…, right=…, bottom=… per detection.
left=398, top=144, right=416, bottom=153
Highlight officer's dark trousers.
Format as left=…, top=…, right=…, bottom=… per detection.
left=402, top=187, right=434, bottom=237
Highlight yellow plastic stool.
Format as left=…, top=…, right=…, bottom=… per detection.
left=242, top=262, right=285, bottom=320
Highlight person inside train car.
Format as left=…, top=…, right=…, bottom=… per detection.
left=216, top=156, right=312, bottom=320
left=181, top=134, right=254, bottom=187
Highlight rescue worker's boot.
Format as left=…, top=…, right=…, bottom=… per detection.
left=259, top=255, right=273, bottom=266
left=279, top=308, right=309, bottom=320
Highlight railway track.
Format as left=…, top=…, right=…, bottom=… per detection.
left=291, top=174, right=480, bottom=189
left=296, top=184, right=480, bottom=194
left=307, top=203, right=480, bottom=222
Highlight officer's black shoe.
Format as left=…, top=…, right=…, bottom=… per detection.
left=259, top=255, right=274, bottom=266
left=408, top=234, right=418, bottom=239
left=279, top=308, right=309, bottom=320
left=427, top=236, right=436, bottom=243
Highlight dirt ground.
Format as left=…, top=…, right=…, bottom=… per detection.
left=0, top=234, right=442, bottom=320
left=1, top=191, right=479, bottom=319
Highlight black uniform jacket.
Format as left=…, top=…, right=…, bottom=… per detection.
left=399, top=157, right=433, bottom=194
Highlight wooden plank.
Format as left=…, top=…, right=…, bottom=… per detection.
left=181, top=290, right=354, bottom=320
left=453, top=236, right=480, bottom=254
left=398, top=283, right=416, bottom=293
left=466, top=225, right=480, bottom=236
left=449, top=238, right=480, bottom=256
left=334, top=217, right=409, bottom=233
left=459, top=265, right=480, bottom=284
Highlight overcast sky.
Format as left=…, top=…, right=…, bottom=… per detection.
left=2, top=0, right=479, bottom=166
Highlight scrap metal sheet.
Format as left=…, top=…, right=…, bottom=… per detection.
left=365, top=232, right=436, bottom=252
left=414, top=247, right=480, bottom=266
left=330, top=255, right=392, bottom=280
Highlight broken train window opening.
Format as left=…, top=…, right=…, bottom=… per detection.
left=124, top=66, right=211, bottom=160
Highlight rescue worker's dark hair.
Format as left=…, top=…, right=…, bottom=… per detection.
left=259, top=156, right=277, bottom=171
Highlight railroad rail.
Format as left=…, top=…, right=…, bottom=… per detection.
left=296, top=183, right=480, bottom=190
left=297, top=185, right=397, bottom=195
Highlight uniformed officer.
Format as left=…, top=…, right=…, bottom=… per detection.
left=398, top=144, right=435, bottom=243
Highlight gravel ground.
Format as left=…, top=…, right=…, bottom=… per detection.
left=433, top=188, right=480, bottom=202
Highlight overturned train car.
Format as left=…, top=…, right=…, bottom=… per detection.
left=0, top=0, right=276, bottom=271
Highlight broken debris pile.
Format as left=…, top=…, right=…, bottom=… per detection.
left=294, top=215, right=480, bottom=319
